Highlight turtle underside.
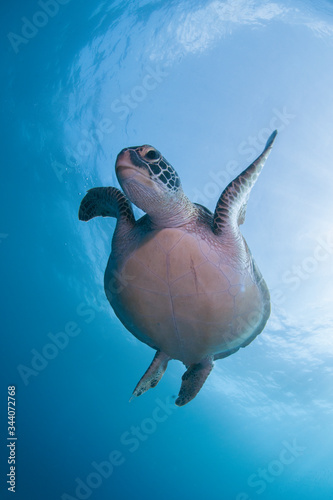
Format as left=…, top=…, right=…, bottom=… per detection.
left=105, top=211, right=270, bottom=368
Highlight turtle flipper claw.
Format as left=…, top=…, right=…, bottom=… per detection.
left=130, top=350, right=170, bottom=401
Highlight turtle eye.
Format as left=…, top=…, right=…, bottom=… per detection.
left=145, top=149, right=159, bottom=160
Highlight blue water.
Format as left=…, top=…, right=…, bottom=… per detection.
left=2, top=1, right=333, bottom=499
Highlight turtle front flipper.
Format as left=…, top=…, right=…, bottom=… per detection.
left=79, top=187, right=135, bottom=250
left=213, top=130, right=277, bottom=236
left=79, top=187, right=135, bottom=225
left=175, top=356, right=214, bottom=406
left=130, top=350, right=171, bottom=401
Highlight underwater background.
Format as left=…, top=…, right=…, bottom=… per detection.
left=1, top=0, right=333, bottom=499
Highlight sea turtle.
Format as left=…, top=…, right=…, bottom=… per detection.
left=79, top=130, right=277, bottom=406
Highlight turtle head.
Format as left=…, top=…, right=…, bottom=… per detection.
left=115, top=145, right=192, bottom=226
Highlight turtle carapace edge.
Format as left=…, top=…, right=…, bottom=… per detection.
left=79, top=130, right=277, bottom=406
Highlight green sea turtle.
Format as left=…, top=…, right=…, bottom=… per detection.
left=79, top=130, right=277, bottom=406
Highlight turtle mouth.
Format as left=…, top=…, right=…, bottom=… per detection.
left=115, top=151, right=134, bottom=169
left=116, top=164, right=136, bottom=178
left=116, top=150, right=138, bottom=180
left=116, top=148, right=154, bottom=190
left=116, top=163, right=152, bottom=188
left=116, top=148, right=140, bottom=177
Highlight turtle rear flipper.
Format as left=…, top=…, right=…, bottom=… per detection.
left=130, top=350, right=171, bottom=400
left=175, top=356, right=214, bottom=406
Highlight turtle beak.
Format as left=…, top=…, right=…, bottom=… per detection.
left=116, top=149, right=133, bottom=170
left=116, top=149, right=137, bottom=180
left=116, top=149, right=152, bottom=190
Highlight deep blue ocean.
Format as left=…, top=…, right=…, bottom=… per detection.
left=2, top=1, right=333, bottom=499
